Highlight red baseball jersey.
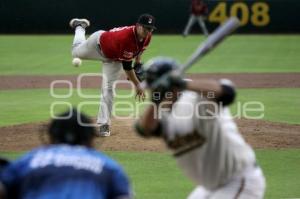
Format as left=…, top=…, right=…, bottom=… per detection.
left=191, top=0, right=208, bottom=16
left=99, top=26, right=151, bottom=61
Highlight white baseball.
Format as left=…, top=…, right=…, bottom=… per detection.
left=72, top=58, right=82, bottom=67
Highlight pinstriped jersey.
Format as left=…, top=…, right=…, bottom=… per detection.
left=161, top=91, right=256, bottom=190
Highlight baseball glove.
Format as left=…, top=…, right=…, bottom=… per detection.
left=133, top=62, right=146, bottom=81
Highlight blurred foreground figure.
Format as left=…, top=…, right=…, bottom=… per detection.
left=135, top=57, right=266, bottom=199
left=0, top=108, right=132, bottom=199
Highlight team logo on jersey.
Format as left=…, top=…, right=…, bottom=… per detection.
left=123, top=51, right=134, bottom=59
left=167, top=131, right=206, bottom=157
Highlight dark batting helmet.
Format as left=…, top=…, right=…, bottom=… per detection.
left=48, top=108, right=95, bottom=146
left=144, top=57, right=179, bottom=86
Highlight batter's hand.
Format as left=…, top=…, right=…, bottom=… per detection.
left=135, top=84, right=146, bottom=102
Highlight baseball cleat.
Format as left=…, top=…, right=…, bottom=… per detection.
left=69, top=18, right=90, bottom=29
left=97, top=124, right=110, bottom=137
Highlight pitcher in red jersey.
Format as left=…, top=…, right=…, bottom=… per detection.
left=69, top=14, right=156, bottom=136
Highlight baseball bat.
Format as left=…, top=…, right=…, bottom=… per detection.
left=178, top=17, right=240, bottom=74
left=146, top=17, right=240, bottom=90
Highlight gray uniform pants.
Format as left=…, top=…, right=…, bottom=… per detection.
left=71, top=27, right=122, bottom=125
left=187, top=166, right=265, bottom=199
left=183, top=15, right=209, bottom=36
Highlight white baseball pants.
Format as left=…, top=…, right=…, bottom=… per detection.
left=187, top=166, right=266, bottom=199
left=183, top=15, right=209, bottom=36
left=71, top=27, right=122, bottom=125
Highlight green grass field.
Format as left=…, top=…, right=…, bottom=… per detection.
left=0, top=35, right=300, bottom=75
left=0, top=35, right=299, bottom=198
left=1, top=149, right=299, bottom=199
left=0, top=88, right=300, bottom=126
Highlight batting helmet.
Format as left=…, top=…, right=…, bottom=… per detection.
left=144, top=57, right=179, bottom=86
left=48, top=108, right=95, bottom=146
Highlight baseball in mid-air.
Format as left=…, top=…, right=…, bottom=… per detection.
left=72, top=58, right=82, bottom=67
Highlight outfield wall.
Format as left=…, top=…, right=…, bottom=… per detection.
left=1, top=0, right=299, bottom=33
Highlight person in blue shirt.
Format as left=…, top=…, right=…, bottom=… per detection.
left=0, top=108, right=132, bottom=199
left=0, top=158, right=9, bottom=199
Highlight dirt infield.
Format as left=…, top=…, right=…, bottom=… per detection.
left=1, top=73, right=300, bottom=90
left=0, top=73, right=299, bottom=151
left=0, top=118, right=299, bottom=152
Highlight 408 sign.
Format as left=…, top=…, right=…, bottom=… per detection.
left=208, top=1, right=270, bottom=27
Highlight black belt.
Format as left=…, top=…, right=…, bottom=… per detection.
left=97, top=44, right=102, bottom=52
left=97, top=44, right=105, bottom=57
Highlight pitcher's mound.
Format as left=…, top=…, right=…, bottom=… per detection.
left=0, top=118, right=300, bottom=152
